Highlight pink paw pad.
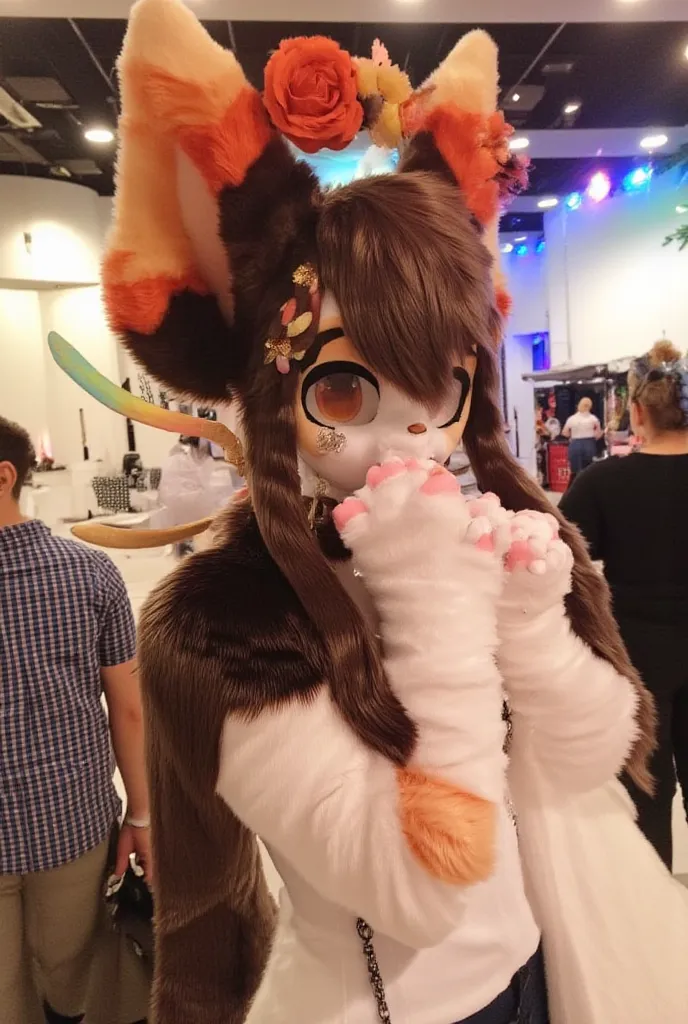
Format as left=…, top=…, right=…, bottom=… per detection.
left=476, top=533, right=495, bottom=553
left=505, top=539, right=532, bottom=570
left=333, top=497, right=367, bottom=530
left=420, top=471, right=460, bottom=496
left=366, top=462, right=406, bottom=489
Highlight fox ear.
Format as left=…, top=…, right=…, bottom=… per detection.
left=399, top=30, right=526, bottom=320
left=103, top=0, right=318, bottom=402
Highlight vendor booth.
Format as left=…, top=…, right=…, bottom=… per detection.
left=523, top=357, right=635, bottom=492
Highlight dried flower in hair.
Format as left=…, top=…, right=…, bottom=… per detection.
left=355, top=41, right=412, bottom=149
left=293, top=263, right=318, bottom=290
left=265, top=264, right=321, bottom=375
left=371, top=39, right=392, bottom=68
left=263, top=37, right=363, bottom=154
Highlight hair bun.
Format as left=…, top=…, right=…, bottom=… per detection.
left=649, top=339, right=682, bottom=366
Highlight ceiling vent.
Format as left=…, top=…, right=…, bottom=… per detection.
left=5, top=76, right=72, bottom=105
left=501, top=84, right=546, bottom=113
left=0, top=86, right=42, bottom=130
left=0, top=133, right=47, bottom=164
left=541, top=61, right=576, bottom=76
left=64, top=158, right=103, bottom=176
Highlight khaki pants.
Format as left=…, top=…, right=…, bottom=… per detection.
left=0, top=839, right=109, bottom=1024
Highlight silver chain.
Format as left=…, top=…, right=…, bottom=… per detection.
left=357, top=919, right=392, bottom=1022
left=356, top=702, right=516, bottom=1023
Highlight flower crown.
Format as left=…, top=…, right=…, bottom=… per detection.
left=262, top=34, right=527, bottom=206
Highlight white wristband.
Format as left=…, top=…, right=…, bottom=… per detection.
left=124, top=815, right=150, bottom=829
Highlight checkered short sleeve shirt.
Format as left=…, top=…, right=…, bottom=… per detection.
left=0, top=520, right=136, bottom=874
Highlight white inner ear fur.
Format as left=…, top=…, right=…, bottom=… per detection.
left=176, top=149, right=235, bottom=325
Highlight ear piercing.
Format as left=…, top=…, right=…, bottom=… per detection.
left=316, top=428, right=347, bottom=455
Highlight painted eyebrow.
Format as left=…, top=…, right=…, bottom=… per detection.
left=300, top=327, right=347, bottom=371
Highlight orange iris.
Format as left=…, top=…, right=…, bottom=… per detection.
left=315, top=373, right=363, bottom=423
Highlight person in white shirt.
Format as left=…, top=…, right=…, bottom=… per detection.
left=562, top=397, right=602, bottom=481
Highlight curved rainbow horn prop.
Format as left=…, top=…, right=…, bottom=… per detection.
left=47, top=332, right=244, bottom=471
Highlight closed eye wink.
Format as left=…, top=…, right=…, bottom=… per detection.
left=301, top=360, right=381, bottom=429
left=437, top=367, right=472, bottom=429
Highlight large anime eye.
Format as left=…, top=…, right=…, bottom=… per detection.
left=302, top=361, right=380, bottom=428
left=436, top=368, right=472, bottom=429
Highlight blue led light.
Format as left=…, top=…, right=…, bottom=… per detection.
left=536, top=238, right=546, bottom=254
left=623, top=165, right=653, bottom=192
left=565, top=191, right=583, bottom=211
left=515, top=244, right=528, bottom=257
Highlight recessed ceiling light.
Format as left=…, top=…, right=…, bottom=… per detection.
left=509, top=136, right=530, bottom=151
left=537, top=197, right=559, bottom=209
left=640, top=133, right=668, bottom=150
left=512, top=93, right=521, bottom=102
left=563, top=101, right=581, bottom=115
left=84, top=127, right=114, bottom=144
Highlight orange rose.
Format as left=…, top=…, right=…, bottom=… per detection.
left=263, top=36, right=363, bottom=154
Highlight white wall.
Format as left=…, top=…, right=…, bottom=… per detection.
left=501, top=246, right=548, bottom=474
left=40, top=287, right=127, bottom=468
left=0, top=290, right=47, bottom=448
left=545, top=170, right=688, bottom=367
left=0, top=177, right=128, bottom=467
left=0, top=177, right=102, bottom=287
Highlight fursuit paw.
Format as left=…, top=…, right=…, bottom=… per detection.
left=333, top=459, right=504, bottom=599
left=500, top=509, right=574, bottom=619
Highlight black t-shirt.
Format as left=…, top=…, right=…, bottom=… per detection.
left=560, top=453, right=688, bottom=624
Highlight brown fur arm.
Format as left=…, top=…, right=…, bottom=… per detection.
left=138, top=524, right=328, bottom=1022
left=146, top=726, right=276, bottom=1024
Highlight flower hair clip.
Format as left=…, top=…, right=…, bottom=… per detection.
left=264, top=263, right=321, bottom=375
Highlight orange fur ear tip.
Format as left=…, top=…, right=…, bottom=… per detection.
left=103, top=250, right=209, bottom=335
left=397, top=767, right=496, bottom=885
left=496, top=288, right=512, bottom=319
left=120, top=0, right=272, bottom=195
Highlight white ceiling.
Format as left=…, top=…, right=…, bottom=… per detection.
left=1, top=0, right=687, bottom=22
left=510, top=126, right=688, bottom=158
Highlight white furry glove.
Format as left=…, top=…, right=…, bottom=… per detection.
left=334, top=458, right=510, bottom=805
left=482, top=504, right=639, bottom=793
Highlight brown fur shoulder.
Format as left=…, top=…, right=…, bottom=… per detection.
left=140, top=498, right=329, bottom=798
left=140, top=498, right=330, bottom=1023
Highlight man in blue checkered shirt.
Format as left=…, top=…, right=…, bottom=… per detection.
left=0, top=416, right=151, bottom=1024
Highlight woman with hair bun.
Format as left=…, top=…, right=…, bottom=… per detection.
left=561, top=339, right=688, bottom=867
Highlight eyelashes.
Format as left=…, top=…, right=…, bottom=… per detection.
left=301, top=361, right=380, bottom=429
left=301, top=362, right=471, bottom=431
left=437, top=368, right=472, bottom=428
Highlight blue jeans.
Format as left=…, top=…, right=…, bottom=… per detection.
left=453, top=947, right=549, bottom=1024
left=568, top=438, right=597, bottom=475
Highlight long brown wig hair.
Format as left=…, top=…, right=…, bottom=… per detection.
left=241, top=170, right=654, bottom=791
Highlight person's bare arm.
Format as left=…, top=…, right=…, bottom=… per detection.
left=102, top=659, right=154, bottom=880
left=94, top=550, right=152, bottom=880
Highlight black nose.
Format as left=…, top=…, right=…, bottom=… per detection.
left=407, top=423, right=427, bottom=435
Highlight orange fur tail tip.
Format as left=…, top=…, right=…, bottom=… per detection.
left=103, top=250, right=209, bottom=335
left=121, top=0, right=272, bottom=194
left=397, top=767, right=496, bottom=885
